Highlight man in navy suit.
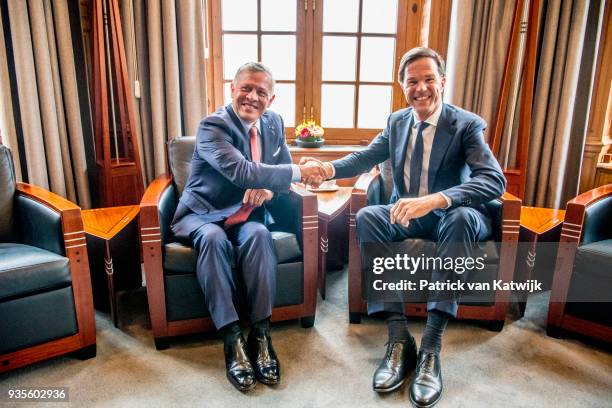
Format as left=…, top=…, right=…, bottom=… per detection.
left=302, top=47, right=506, bottom=407
left=172, top=62, right=324, bottom=392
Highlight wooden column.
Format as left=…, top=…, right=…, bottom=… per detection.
left=490, top=0, right=541, bottom=199
left=90, top=0, right=144, bottom=207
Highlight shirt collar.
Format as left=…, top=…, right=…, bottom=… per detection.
left=413, top=103, right=443, bottom=129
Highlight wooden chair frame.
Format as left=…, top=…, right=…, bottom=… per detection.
left=140, top=175, right=319, bottom=348
left=547, top=184, right=612, bottom=343
left=1, top=184, right=96, bottom=373
left=346, top=170, right=522, bottom=330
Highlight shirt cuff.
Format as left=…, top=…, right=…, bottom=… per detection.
left=439, top=192, right=452, bottom=209
left=291, top=164, right=301, bottom=182
left=328, top=163, right=336, bottom=179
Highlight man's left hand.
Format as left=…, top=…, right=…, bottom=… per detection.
left=243, top=188, right=274, bottom=207
left=390, top=193, right=448, bottom=226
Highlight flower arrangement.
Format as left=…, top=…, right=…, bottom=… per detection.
left=295, top=120, right=325, bottom=142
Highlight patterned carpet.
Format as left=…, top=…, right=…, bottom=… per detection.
left=1, top=267, right=611, bottom=407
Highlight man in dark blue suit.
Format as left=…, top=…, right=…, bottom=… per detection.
left=171, top=62, right=324, bottom=392
left=302, top=48, right=506, bottom=407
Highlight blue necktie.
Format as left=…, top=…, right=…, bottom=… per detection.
left=408, top=122, right=430, bottom=197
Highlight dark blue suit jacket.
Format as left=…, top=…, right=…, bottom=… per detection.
left=172, top=105, right=293, bottom=238
left=332, top=103, right=506, bottom=211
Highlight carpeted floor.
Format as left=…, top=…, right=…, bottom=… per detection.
left=1, top=268, right=611, bottom=408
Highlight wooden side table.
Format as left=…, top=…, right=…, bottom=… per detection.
left=515, top=206, right=566, bottom=316
left=315, top=187, right=352, bottom=298
left=82, top=205, right=141, bottom=327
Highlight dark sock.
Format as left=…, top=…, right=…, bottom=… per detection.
left=420, top=310, right=450, bottom=354
left=251, top=317, right=270, bottom=334
left=219, top=322, right=241, bottom=344
left=386, top=312, right=410, bottom=342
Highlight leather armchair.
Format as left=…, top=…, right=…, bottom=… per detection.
left=547, top=184, right=612, bottom=343
left=347, top=167, right=521, bottom=331
left=0, top=145, right=96, bottom=372
left=140, top=136, right=318, bottom=350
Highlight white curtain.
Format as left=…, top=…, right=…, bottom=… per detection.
left=121, top=0, right=208, bottom=183
left=0, top=0, right=91, bottom=207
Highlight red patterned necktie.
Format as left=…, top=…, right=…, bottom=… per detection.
left=224, top=126, right=260, bottom=230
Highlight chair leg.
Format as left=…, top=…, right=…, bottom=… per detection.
left=349, top=312, right=362, bottom=324
left=487, top=320, right=504, bottom=332
left=70, top=344, right=97, bottom=360
left=154, top=337, right=170, bottom=350
left=300, top=315, right=315, bottom=328
left=546, top=325, right=565, bottom=339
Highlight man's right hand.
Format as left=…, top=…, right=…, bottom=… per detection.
left=298, top=161, right=327, bottom=187
left=298, top=157, right=334, bottom=187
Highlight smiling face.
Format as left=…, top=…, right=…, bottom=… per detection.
left=230, top=70, right=275, bottom=124
left=402, top=57, right=445, bottom=121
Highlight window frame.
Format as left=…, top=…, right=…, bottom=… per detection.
left=205, top=0, right=447, bottom=145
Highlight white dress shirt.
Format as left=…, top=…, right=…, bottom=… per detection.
left=403, top=104, right=451, bottom=208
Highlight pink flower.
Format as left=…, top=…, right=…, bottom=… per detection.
left=300, top=128, right=310, bottom=137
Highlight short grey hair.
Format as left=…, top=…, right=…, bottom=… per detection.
left=397, top=47, right=446, bottom=85
left=233, top=62, right=275, bottom=93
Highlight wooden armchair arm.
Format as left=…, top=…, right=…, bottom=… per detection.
left=549, top=184, right=612, bottom=328
left=353, top=169, right=381, bottom=193
left=16, top=182, right=83, bottom=236
left=499, top=191, right=522, bottom=243
left=489, top=191, right=522, bottom=318
left=140, top=174, right=173, bottom=223
left=139, top=173, right=173, bottom=338
left=16, top=181, right=86, bottom=254
left=16, top=182, right=80, bottom=213
left=289, top=183, right=318, bottom=320
left=562, top=184, right=612, bottom=243
left=350, top=168, right=381, bottom=215
left=347, top=169, right=380, bottom=319
left=15, top=182, right=95, bottom=347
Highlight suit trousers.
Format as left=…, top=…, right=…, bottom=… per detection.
left=356, top=204, right=492, bottom=317
left=188, top=220, right=277, bottom=329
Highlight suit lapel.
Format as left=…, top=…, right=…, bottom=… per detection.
left=428, top=104, right=456, bottom=192
left=260, top=114, right=275, bottom=163
left=394, top=111, right=413, bottom=196
left=226, top=105, right=252, bottom=160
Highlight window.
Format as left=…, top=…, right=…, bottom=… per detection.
left=207, top=0, right=435, bottom=144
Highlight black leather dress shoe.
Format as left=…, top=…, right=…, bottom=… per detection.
left=224, top=336, right=256, bottom=392
left=247, top=329, right=280, bottom=385
left=409, top=351, right=443, bottom=407
left=372, top=336, right=417, bottom=393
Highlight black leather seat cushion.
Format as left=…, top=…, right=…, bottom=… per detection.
left=565, top=239, right=612, bottom=325
left=164, top=261, right=304, bottom=321
left=573, top=239, right=612, bottom=280
left=566, top=236, right=612, bottom=325
left=0, top=243, right=71, bottom=301
left=163, top=231, right=302, bottom=275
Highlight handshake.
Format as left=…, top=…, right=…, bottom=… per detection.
left=297, top=157, right=334, bottom=187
